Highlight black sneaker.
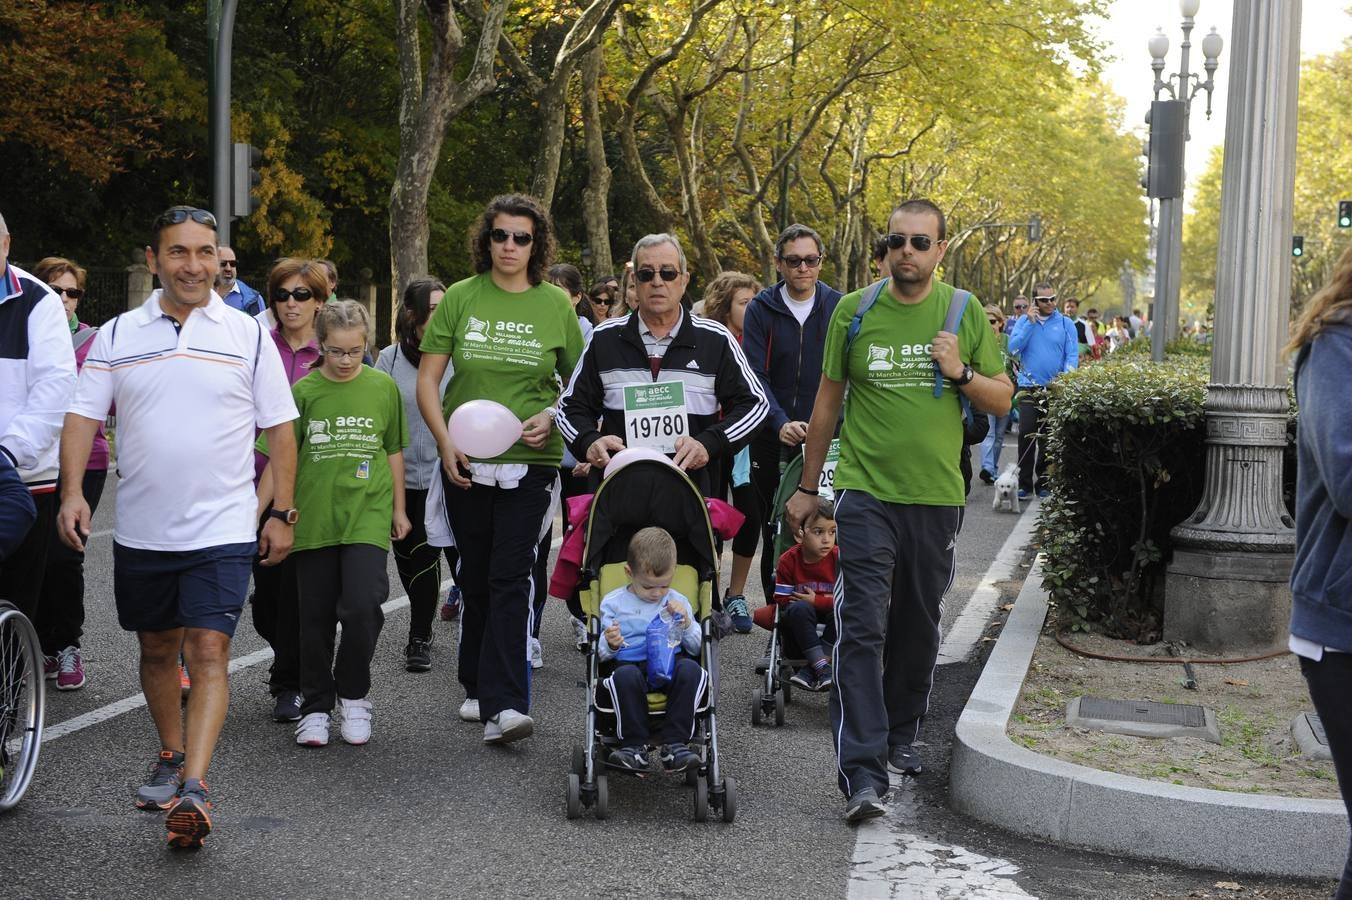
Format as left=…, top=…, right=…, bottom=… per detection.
left=845, top=787, right=886, bottom=823
left=659, top=743, right=699, bottom=772
left=813, top=662, right=833, bottom=692
left=979, top=469, right=994, bottom=485
left=608, top=746, right=649, bottom=772
left=404, top=637, right=433, bottom=673
left=789, top=667, right=815, bottom=691
left=271, top=690, right=303, bottom=723
left=887, top=744, right=922, bottom=777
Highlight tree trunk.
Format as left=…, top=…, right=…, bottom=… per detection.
left=580, top=47, right=614, bottom=278
left=664, top=104, right=720, bottom=278
left=527, top=64, right=578, bottom=208
left=389, top=0, right=508, bottom=303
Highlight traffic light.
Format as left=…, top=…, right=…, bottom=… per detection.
left=230, top=143, right=262, bottom=219
left=1339, top=200, right=1352, bottom=229
left=1292, top=235, right=1304, bottom=258
left=1146, top=100, right=1186, bottom=199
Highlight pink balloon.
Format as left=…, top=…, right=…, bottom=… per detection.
left=448, top=399, right=523, bottom=459
left=603, top=446, right=680, bottom=479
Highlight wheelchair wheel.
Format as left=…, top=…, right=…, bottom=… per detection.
left=773, top=689, right=786, bottom=727
left=0, top=603, right=44, bottom=813
left=594, top=774, right=609, bottom=820
left=750, top=688, right=763, bottom=727
left=565, top=773, right=582, bottom=819
left=722, top=775, right=738, bottom=823
left=692, top=775, right=709, bottom=822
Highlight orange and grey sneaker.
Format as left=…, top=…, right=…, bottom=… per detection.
left=135, top=750, right=185, bottom=810
left=165, top=778, right=213, bottom=849
left=179, top=664, right=191, bottom=698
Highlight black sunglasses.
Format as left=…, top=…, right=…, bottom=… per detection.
left=780, top=254, right=823, bottom=269
left=490, top=228, right=533, bottom=246
left=272, top=287, right=315, bottom=303
left=154, top=206, right=218, bottom=230
left=635, top=266, right=681, bottom=284
left=884, top=233, right=934, bottom=252
left=50, top=286, right=85, bottom=300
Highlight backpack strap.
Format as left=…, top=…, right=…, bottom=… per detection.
left=932, top=289, right=972, bottom=398
left=843, top=278, right=890, bottom=377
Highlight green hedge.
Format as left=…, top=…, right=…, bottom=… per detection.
left=1037, top=351, right=1298, bottom=641
left=1037, top=355, right=1210, bottom=640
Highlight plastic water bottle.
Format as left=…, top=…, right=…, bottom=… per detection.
left=659, top=605, right=683, bottom=648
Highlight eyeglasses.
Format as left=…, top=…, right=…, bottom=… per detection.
left=987, top=318, right=999, bottom=326
left=50, top=286, right=85, bottom=300
left=272, top=287, right=315, bottom=303
left=219, top=260, right=237, bottom=269
left=322, top=346, right=365, bottom=360
left=884, top=233, right=935, bottom=252
left=1013, top=303, right=1028, bottom=310
left=1033, top=295, right=1057, bottom=303
left=591, top=296, right=611, bottom=306
left=154, top=206, right=217, bottom=231
left=490, top=228, right=533, bottom=246
left=780, top=254, right=823, bottom=269
left=635, top=266, right=681, bottom=283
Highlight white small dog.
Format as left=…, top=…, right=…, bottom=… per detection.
left=992, top=463, right=1021, bottom=513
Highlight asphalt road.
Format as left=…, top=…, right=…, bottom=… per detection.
left=0, top=441, right=1338, bottom=899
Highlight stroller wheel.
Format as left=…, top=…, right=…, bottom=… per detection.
left=685, top=764, right=700, bottom=787
left=693, top=775, right=709, bottom=822
left=571, top=744, right=587, bottom=778
left=750, top=688, right=764, bottom=727
left=774, top=689, right=786, bottom=727
left=782, top=675, right=793, bottom=704
left=594, top=774, right=609, bottom=820
left=566, top=773, right=582, bottom=819
left=722, top=775, right=738, bottom=823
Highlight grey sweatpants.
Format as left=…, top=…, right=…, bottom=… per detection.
left=830, top=490, right=960, bottom=799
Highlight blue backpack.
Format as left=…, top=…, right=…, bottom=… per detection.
left=843, top=280, right=983, bottom=438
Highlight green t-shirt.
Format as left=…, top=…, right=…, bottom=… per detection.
left=418, top=272, right=583, bottom=466
left=258, top=367, right=409, bottom=551
left=821, top=280, right=1004, bottom=506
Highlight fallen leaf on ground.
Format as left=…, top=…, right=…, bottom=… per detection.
left=1224, top=679, right=1249, bottom=687
left=1001, top=603, right=1015, bottom=611
left=1213, top=881, right=1243, bottom=891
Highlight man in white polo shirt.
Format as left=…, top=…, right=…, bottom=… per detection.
left=56, top=205, right=299, bottom=850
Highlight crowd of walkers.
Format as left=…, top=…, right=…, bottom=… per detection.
left=0, top=193, right=1348, bottom=900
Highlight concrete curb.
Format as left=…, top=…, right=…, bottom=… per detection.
left=950, top=558, right=1349, bottom=879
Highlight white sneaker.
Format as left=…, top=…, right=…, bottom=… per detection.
left=295, top=712, right=330, bottom=747
left=572, top=617, right=588, bottom=651
left=529, top=637, right=543, bottom=670
left=484, top=708, right=533, bottom=744
left=458, top=697, right=480, bottom=722
left=339, top=697, right=372, bottom=745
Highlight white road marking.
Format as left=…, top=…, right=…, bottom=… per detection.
left=936, top=505, right=1038, bottom=666
left=25, top=533, right=565, bottom=749
left=848, top=781, right=1036, bottom=898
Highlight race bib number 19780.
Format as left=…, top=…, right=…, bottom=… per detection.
left=622, top=382, right=688, bottom=455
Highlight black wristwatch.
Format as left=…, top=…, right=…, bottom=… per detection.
left=268, top=507, right=299, bottom=525
left=951, top=365, right=974, bottom=387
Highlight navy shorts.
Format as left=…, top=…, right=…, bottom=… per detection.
left=113, top=541, right=255, bottom=636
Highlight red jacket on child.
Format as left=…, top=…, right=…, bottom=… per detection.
left=753, top=543, right=838, bottom=630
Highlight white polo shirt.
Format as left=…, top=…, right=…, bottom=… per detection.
left=70, top=291, right=298, bottom=551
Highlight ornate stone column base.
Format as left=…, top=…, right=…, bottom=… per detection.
left=1163, top=385, right=1294, bottom=652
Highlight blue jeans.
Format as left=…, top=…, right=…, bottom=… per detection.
left=979, top=413, right=1010, bottom=475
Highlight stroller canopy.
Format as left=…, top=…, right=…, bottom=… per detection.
left=583, top=460, right=718, bottom=580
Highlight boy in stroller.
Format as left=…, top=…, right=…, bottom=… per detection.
left=762, top=497, right=838, bottom=692
left=598, top=527, right=705, bottom=773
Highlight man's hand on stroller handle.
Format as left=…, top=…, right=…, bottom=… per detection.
left=586, top=435, right=626, bottom=467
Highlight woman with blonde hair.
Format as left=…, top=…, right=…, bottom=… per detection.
left=1285, top=245, right=1352, bottom=900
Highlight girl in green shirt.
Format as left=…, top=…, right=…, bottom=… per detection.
left=262, top=300, right=410, bottom=749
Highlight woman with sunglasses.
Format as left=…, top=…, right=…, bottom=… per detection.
left=977, top=304, right=1017, bottom=486
left=376, top=277, right=462, bottom=674
left=31, top=257, right=103, bottom=691
left=416, top=193, right=583, bottom=745
left=249, top=257, right=326, bottom=723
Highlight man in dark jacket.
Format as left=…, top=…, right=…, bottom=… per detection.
left=558, top=233, right=768, bottom=500
left=739, top=224, right=844, bottom=623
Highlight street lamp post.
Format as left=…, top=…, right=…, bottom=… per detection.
left=1147, top=0, right=1224, bottom=363
left=1162, top=0, right=1301, bottom=652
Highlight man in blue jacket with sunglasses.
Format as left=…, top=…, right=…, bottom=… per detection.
left=740, top=224, right=843, bottom=631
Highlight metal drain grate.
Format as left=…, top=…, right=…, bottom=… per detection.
left=1306, top=713, right=1328, bottom=746
left=1077, top=697, right=1207, bottom=728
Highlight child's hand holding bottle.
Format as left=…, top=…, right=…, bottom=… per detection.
left=604, top=622, right=624, bottom=649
